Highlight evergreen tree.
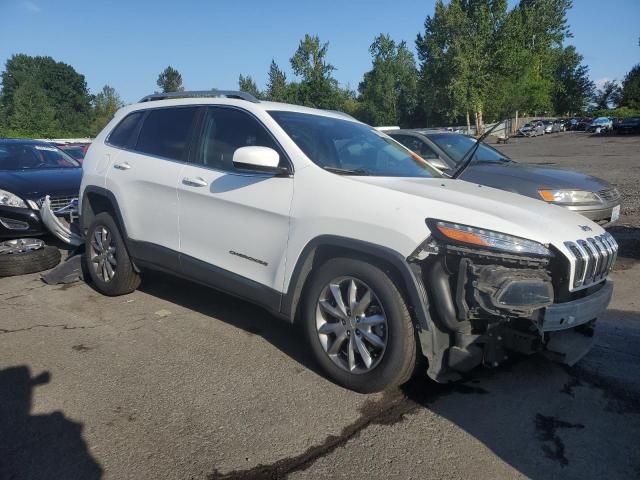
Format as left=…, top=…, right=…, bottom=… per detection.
left=238, top=74, right=262, bottom=99
left=156, top=66, right=184, bottom=93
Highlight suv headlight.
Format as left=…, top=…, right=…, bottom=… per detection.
left=0, top=189, right=27, bottom=208
left=428, top=220, right=551, bottom=257
left=538, top=189, right=599, bottom=205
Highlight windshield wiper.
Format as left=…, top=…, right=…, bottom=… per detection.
left=322, top=166, right=370, bottom=176
left=451, top=119, right=505, bottom=179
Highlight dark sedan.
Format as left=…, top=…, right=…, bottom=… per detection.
left=0, top=139, right=82, bottom=238
left=387, top=129, right=621, bottom=225
left=616, top=116, right=640, bottom=134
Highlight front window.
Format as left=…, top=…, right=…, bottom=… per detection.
left=427, top=133, right=510, bottom=166
left=0, top=143, right=80, bottom=170
left=268, top=111, right=441, bottom=178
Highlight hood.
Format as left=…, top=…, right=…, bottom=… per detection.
left=458, top=161, right=610, bottom=197
left=350, top=176, right=605, bottom=245
left=0, top=168, right=82, bottom=199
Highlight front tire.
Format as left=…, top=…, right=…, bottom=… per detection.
left=302, top=258, right=417, bottom=393
left=85, top=212, right=140, bottom=296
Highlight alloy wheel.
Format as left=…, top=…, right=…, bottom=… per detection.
left=90, top=226, right=117, bottom=282
left=315, top=276, right=388, bottom=374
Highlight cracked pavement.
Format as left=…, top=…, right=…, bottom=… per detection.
left=1, top=133, right=639, bottom=479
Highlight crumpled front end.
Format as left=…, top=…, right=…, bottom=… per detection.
left=410, top=231, right=618, bottom=382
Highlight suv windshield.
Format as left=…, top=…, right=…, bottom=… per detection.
left=268, top=111, right=441, bottom=178
left=0, top=143, right=80, bottom=170
left=427, top=133, right=510, bottom=166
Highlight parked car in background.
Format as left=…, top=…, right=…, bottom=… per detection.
left=586, top=117, right=613, bottom=133
left=552, top=119, right=564, bottom=132
left=0, top=139, right=81, bottom=238
left=55, top=142, right=91, bottom=163
left=566, top=118, right=579, bottom=130
left=387, top=129, right=621, bottom=225
left=518, top=121, right=544, bottom=137
left=576, top=117, right=593, bottom=131
left=616, top=116, right=640, bottom=134
left=542, top=120, right=555, bottom=133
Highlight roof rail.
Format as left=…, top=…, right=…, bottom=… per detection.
left=138, top=89, right=260, bottom=103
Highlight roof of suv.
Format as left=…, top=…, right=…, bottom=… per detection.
left=122, top=92, right=359, bottom=123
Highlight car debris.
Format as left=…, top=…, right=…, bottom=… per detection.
left=40, top=196, right=83, bottom=246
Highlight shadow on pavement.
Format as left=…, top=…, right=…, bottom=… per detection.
left=138, top=271, right=324, bottom=377
left=608, top=225, right=640, bottom=260
left=0, top=366, right=102, bottom=480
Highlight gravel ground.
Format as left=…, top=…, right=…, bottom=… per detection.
left=0, top=132, right=639, bottom=479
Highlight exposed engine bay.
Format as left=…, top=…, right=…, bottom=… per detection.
left=412, top=240, right=612, bottom=382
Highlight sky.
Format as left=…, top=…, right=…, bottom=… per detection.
left=0, top=0, right=638, bottom=103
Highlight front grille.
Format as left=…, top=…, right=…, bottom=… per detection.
left=597, top=188, right=620, bottom=203
left=37, top=195, right=78, bottom=211
left=564, top=233, right=618, bottom=289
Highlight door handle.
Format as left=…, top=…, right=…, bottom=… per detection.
left=182, top=177, right=208, bottom=187
left=113, top=162, right=131, bottom=170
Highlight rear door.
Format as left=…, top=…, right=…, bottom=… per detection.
left=177, top=106, right=293, bottom=291
left=105, top=106, right=199, bottom=264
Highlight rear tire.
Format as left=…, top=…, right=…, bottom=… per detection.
left=84, top=212, right=140, bottom=296
left=302, top=257, right=417, bottom=393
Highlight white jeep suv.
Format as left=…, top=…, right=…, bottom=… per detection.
left=80, top=90, right=617, bottom=392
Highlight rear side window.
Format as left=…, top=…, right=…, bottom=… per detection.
left=108, top=111, right=144, bottom=148
left=135, top=107, right=198, bottom=161
left=194, top=107, right=285, bottom=171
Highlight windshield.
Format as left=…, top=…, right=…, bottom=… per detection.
left=268, top=111, right=442, bottom=178
left=426, top=133, right=510, bottom=166
left=0, top=143, right=80, bottom=170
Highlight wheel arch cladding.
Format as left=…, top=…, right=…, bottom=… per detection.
left=81, top=187, right=127, bottom=237
left=281, top=235, right=432, bottom=332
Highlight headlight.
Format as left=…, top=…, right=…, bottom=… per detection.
left=0, top=189, right=27, bottom=208
left=538, top=189, right=600, bottom=205
left=429, top=220, right=551, bottom=257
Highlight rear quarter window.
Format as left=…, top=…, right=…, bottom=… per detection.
left=107, top=111, right=144, bottom=148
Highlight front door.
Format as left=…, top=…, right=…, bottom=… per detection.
left=178, top=106, right=293, bottom=293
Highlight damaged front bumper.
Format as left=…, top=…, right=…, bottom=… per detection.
left=411, top=244, right=614, bottom=382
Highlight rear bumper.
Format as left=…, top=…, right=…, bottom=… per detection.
left=0, top=206, right=43, bottom=238
left=542, top=280, right=613, bottom=332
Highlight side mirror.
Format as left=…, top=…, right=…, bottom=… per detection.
left=232, top=146, right=291, bottom=175
left=430, top=157, right=449, bottom=171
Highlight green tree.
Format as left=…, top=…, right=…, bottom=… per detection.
left=7, top=79, right=59, bottom=137
left=156, top=66, right=184, bottom=93
left=619, top=64, right=640, bottom=110
left=551, top=46, right=594, bottom=115
left=290, top=34, right=341, bottom=109
left=0, top=54, right=92, bottom=136
left=593, top=80, right=622, bottom=110
left=238, top=74, right=262, bottom=99
left=416, top=0, right=509, bottom=130
left=358, top=34, right=418, bottom=127
left=265, top=60, right=289, bottom=102
left=91, top=85, right=124, bottom=136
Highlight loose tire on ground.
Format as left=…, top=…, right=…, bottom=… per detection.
left=302, top=257, right=417, bottom=393
left=0, top=245, right=61, bottom=277
left=84, top=212, right=140, bottom=296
